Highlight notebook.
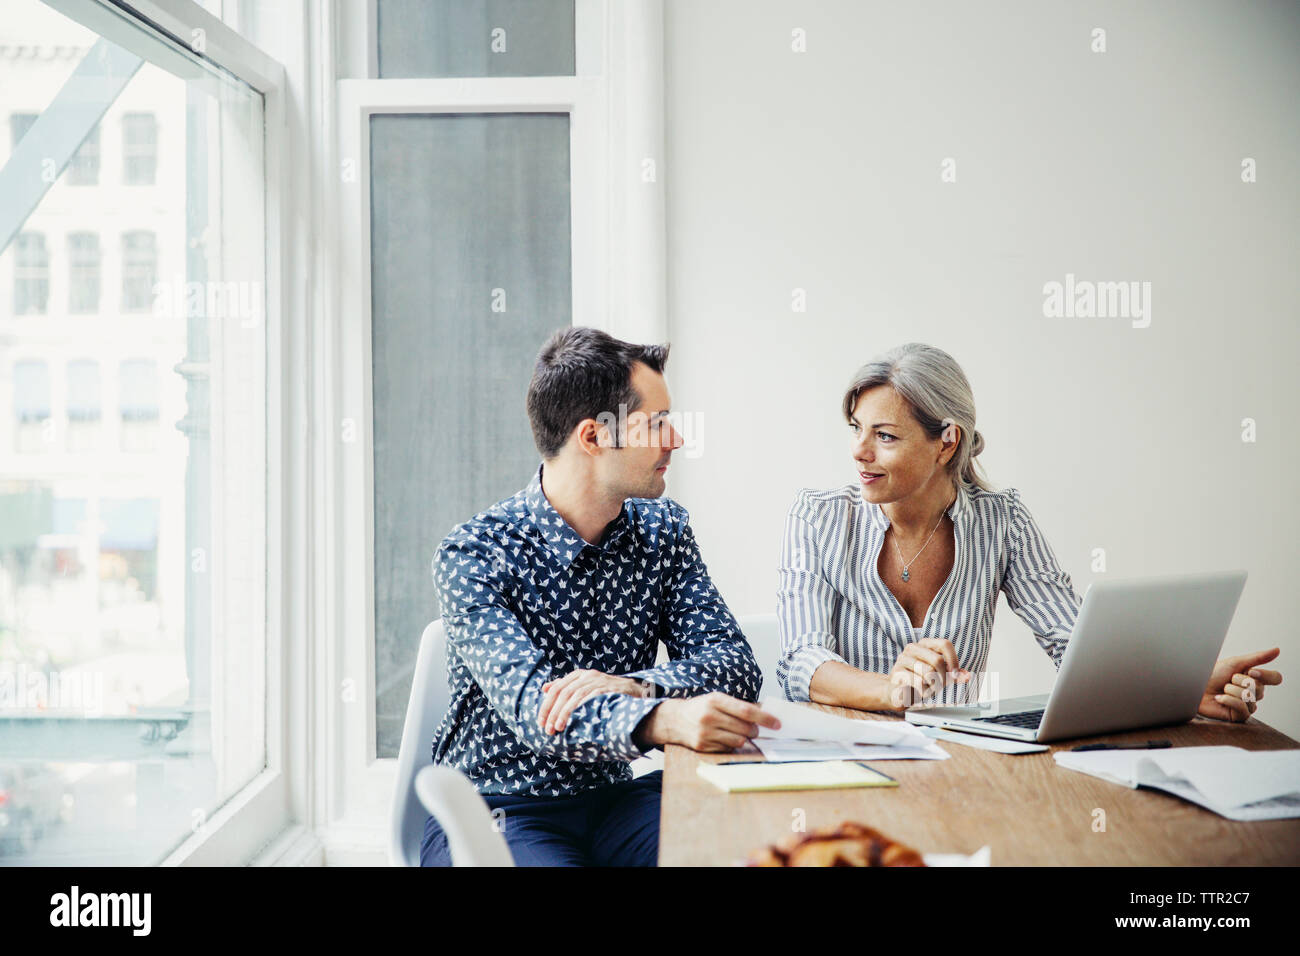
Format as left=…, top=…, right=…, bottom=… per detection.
left=1052, top=745, right=1300, bottom=821
left=696, top=760, right=898, bottom=793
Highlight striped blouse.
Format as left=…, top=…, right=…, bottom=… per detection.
left=776, top=480, right=1083, bottom=707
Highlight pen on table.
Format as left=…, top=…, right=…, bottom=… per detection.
left=1070, top=740, right=1172, bottom=752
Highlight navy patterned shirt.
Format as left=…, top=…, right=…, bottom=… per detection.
left=431, top=462, right=762, bottom=797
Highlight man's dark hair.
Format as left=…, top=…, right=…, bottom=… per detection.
left=526, top=326, right=670, bottom=459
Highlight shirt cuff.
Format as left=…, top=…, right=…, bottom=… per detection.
left=604, top=694, right=666, bottom=760
left=782, top=644, right=846, bottom=702
left=622, top=666, right=692, bottom=698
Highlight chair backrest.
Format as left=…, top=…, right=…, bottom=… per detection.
left=414, top=766, right=514, bottom=867
left=737, top=612, right=781, bottom=700
left=389, top=619, right=451, bottom=866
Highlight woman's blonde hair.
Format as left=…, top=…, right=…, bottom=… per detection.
left=841, top=343, right=993, bottom=492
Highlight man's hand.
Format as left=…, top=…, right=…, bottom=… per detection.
left=1197, top=647, right=1283, bottom=723
left=538, top=669, right=650, bottom=734
left=635, top=692, right=781, bottom=752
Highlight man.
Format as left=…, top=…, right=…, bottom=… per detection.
left=421, top=326, right=778, bottom=867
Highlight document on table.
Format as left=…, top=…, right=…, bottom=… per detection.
left=697, top=760, right=898, bottom=793
left=754, top=698, right=950, bottom=762
left=919, top=726, right=1050, bottom=754
left=1053, top=745, right=1300, bottom=821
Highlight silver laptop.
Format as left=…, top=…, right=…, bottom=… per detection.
left=904, top=571, right=1248, bottom=743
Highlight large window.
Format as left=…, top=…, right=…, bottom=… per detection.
left=0, top=0, right=268, bottom=865
left=368, top=112, right=572, bottom=755
left=376, top=0, right=576, bottom=77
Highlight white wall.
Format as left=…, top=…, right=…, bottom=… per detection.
left=662, top=0, right=1300, bottom=739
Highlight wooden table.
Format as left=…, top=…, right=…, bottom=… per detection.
left=658, top=703, right=1300, bottom=866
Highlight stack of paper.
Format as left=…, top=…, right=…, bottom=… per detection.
left=1053, top=745, right=1300, bottom=821
left=754, top=698, right=950, bottom=762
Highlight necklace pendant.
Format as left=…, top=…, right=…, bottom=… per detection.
left=901, top=568, right=910, bottom=582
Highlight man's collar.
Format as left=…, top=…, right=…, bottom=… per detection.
left=523, top=462, right=639, bottom=568
left=866, top=481, right=971, bottom=530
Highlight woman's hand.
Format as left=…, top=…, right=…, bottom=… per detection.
left=1197, top=647, right=1283, bottom=723
left=887, top=637, right=971, bottom=708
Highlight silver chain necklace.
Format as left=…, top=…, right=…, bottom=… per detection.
left=890, top=508, right=948, bottom=582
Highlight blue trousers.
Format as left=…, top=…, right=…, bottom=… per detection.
left=420, top=770, right=662, bottom=867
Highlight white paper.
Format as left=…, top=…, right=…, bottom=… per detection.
left=754, top=736, right=950, bottom=762
left=1145, top=747, right=1300, bottom=809
left=756, top=697, right=929, bottom=746
left=919, top=726, right=1049, bottom=754
left=923, top=845, right=991, bottom=867
left=1053, top=746, right=1300, bottom=821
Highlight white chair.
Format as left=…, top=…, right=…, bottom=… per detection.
left=389, top=619, right=514, bottom=866
left=739, top=612, right=781, bottom=699
left=413, top=765, right=514, bottom=867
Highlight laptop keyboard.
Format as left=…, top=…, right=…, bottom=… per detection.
left=971, top=710, right=1044, bottom=729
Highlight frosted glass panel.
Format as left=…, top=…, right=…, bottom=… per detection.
left=369, top=112, right=572, bottom=756
left=376, top=0, right=575, bottom=77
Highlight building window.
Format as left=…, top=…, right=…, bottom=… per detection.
left=122, top=112, right=157, bottom=185
left=66, top=124, right=100, bottom=185
left=10, top=111, right=37, bottom=148
left=67, top=232, right=100, bottom=313
left=118, top=358, right=160, bottom=453
left=14, top=232, right=49, bottom=315
left=12, top=360, right=51, bottom=453
left=121, top=231, right=156, bottom=312
left=66, top=360, right=101, bottom=452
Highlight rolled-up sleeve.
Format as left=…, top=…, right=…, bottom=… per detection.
left=1000, top=489, right=1082, bottom=669
left=434, top=536, right=662, bottom=762
left=776, top=493, right=848, bottom=701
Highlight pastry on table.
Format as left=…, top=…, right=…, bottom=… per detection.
left=746, top=822, right=927, bottom=867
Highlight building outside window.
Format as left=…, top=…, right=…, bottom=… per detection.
left=10, top=111, right=37, bottom=147
left=121, top=111, right=156, bottom=185
left=65, top=359, right=100, bottom=452
left=65, top=123, right=99, bottom=185
left=67, top=231, right=100, bottom=313
left=0, top=0, right=269, bottom=865
left=12, top=359, right=51, bottom=453
left=118, top=358, right=159, bottom=453
left=14, top=231, right=49, bottom=315
left=120, top=230, right=155, bottom=312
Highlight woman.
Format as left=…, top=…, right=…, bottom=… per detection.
left=776, top=342, right=1282, bottom=720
